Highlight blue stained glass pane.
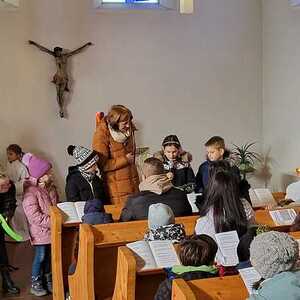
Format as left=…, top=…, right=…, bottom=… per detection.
left=102, top=0, right=126, bottom=3
left=133, top=0, right=158, bottom=2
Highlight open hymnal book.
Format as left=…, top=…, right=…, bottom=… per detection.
left=187, top=193, right=202, bottom=213
left=215, top=230, right=240, bottom=266
left=239, top=267, right=261, bottom=295
left=269, top=208, right=297, bottom=225
left=57, top=201, right=86, bottom=223
left=126, top=240, right=181, bottom=271
left=249, top=188, right=276, bottom=207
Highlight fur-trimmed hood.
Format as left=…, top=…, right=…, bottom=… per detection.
left=153, top=150, right=192, bottom=163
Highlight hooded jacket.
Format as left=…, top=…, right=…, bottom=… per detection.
left=65, top=166, right=107, bottom=204
left=81, top=199, right=113, bottom=224
left=248, top=271, right=300, bottom=300
left=154, top=150, right=195, bottom=193
left=92, top=114, right=139, bottom=205
left=120, top=175, right=192, bottom=222
left=23, top=184, right=58, bottom=245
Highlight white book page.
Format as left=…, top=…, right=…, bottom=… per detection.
left=57, top=202, right=80, bottom=223
left=254, top=189, right=276, bottom=206
left=215, top=231, right=239, bottom=266
left=187, top=193, right=202, bottom=213
left=249, top=189, right=260, bottom=207
left=269, top=209, right=297, bottom=225
left=239, top=267, right=261, bottom=295
left=149, top=240, right=181, bottom=268
left=126, top=241, right=157, bottom=271
left=74, top=201, right=86, bottom=221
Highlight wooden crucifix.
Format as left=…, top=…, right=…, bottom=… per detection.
left=28, top=40, right=93, bottom=118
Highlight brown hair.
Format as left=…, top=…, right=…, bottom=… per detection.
left=205, top=136, right=225, bottom=150
left=143, top=157, right=165, bottom=177
left=7, top=144, right=23, bottom=156
left=179, top=234, right=218, bottom=266
left=106, top=105, right=133, bottom=131
left=162, top=135, right=181, bottom=149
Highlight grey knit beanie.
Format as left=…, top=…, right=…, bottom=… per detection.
left=250, top=231, right=299, bottom=279
left=148, top=203, right=175, bottom=230
left=67, top=145, right=99, bottom=172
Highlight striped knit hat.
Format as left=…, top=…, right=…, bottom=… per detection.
left=67, top=145, right=99, bottom=172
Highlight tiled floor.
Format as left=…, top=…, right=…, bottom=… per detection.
left=1, top=241, right=52, bottom=300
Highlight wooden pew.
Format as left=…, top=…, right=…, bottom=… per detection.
left=52, top=200, right=296, bottom=300
left=112, top=247, right=136, bottom=300
left=272, top=192, right=286, bottom=203
left=50, top=204, right=123, bottom=300
left=255, top=206, right=300, bottom=231
left=112, top=230, right=300, bottom=300
left=68, top=215, right=199, bottom=300
left=112, top=246, right=167, bottom=300
left=172, top=275, right=248, bottom=300
left=289, top=231, right=300, bottom=239
left=171, top=230, right=300, bottom=300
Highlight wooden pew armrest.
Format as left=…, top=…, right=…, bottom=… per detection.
left=112, top=246, right=137, bottom=300
left=172, top=278, right=196, bottom=300
left=68, top=224, right=95, bottom=300
left=51, top=206, right=65, bottom=300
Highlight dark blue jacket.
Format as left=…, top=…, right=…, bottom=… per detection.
left=82, top=198, right=113, bottom=225
left=82, top=212, right=113, bottom=225
left=195, top=160, right=241, bottom=193
left=120, top=188, right=192, bottom=222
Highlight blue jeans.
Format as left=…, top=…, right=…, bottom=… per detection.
left=31, top=244, right=51, bottom=279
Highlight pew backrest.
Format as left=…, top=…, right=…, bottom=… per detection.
left=172, top=275, right=248, bottom=300
left=50, top=204, right=122, bottom=300
left=255, top=207, right=300, bottom=230
left=68, top=215, right=198, bottom=300
left=112, top=246, right=169, bottom=300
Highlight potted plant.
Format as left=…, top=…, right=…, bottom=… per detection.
left=231, top=142, right=261, bottom=180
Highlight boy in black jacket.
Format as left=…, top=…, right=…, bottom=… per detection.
left=0, top=174, right=20, bottom=295
left=66, top=145, right=107, bottom=203
left=154, top=234, right=219, bottom=300
left=195, top=136, right=251, bottom=206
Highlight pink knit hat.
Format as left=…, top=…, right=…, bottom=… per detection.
left=22, top=153, right=52, bottom=180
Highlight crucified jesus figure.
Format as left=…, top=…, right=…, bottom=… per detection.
left=28, top=40, right=93, bottom=118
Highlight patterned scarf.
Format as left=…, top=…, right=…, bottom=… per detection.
left=108, top=125, right=130, bottom=144
left=80, top=170, right=96, bottom=182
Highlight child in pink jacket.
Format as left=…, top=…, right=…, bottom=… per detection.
left=22, top=153, right=58, bottom=297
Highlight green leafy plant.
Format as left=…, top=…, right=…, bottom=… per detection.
left=231, top=142, right=261, bottom=180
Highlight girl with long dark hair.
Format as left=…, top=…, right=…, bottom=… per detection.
left=195, top=168, right=255, bottom=238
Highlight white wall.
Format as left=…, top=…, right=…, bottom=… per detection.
left=263, top=0, right=300, bottom=191
left=0, top=0, right=262, bottom=197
